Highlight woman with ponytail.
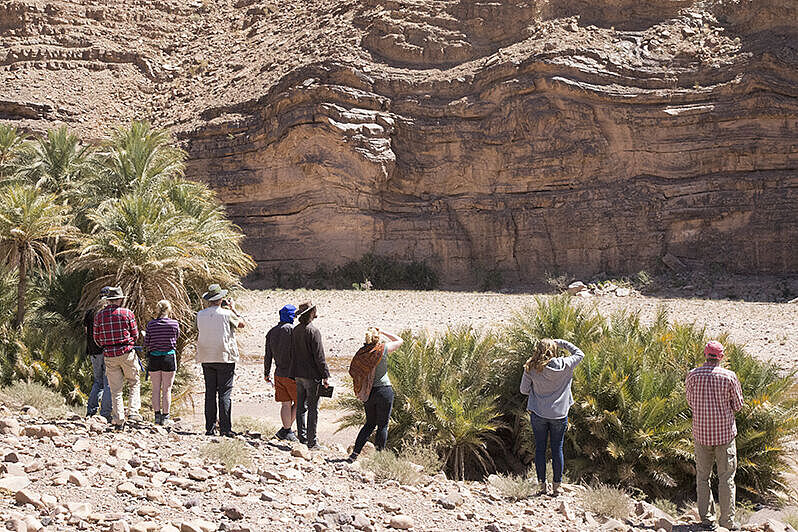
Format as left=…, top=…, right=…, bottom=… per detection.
left=519, top=338, right=584, bottom=495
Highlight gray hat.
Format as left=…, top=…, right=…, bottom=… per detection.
left=105, top=286, right=125, bottom=300
left=202, top=284, right=228, bottom=302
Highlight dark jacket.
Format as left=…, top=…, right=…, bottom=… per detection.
left=290, top=322, right=330, bottom=380
left=264, top=322, right=293, bottom=378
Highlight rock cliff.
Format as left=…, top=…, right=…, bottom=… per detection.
left=1, top=0, right=796, bottom=285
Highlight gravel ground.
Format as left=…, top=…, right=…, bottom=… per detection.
left=230, top=289, right=798, bottom=372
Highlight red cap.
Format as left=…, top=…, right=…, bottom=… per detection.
left=704, top=341, right=725, bottom=359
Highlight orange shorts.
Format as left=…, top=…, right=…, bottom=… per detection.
left=274, top=376, right=297, bottom=403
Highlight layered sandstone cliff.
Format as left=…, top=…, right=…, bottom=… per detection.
left=1, top=0, right=796, bottom=285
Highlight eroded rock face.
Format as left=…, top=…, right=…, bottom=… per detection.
left=1, top=0, right=796, bottom=285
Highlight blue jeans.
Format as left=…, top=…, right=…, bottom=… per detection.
left=353, top=385, right=394, bottom=454
left=86, top=354, right=111, bottom=420
left=296, top=377, right=321, bottom=447
left=529, top=411, right=568, bottom=483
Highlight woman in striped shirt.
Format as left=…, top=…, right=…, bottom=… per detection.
left=145, top=300, right=179, bottom=425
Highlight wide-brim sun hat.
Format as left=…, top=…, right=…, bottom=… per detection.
left=105, top=286, right=125, bottom=300
left=296, top=301, right=316, bottom=318
left=202, top=284, right=228, bottom=301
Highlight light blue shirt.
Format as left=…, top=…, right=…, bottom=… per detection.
left=519, top=339, right=584, bottom=419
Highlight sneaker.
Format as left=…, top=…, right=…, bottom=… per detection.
left=720, top=522, right=740, bottom=531
left=699, top=522, right=718, bottom=531
left=346, top=452, right=359, bottom=463
left=275, top=428, right=288, bottom=440
left=282, top=430, right=299, bottom=442
left=307, top=443, right=327, bottom=452
left=113, top=421, right=126, bottom=431
left=128, top=413, right=143, bottom=422
left=206, top=428, right=217, bottom=436
left=154, top=412, right=163, bottom=425
left=220, top=431, right=239, bottom=438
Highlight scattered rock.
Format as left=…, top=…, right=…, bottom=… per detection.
left=0, top=474, right=30, bottom=491
left=22, top=425, right=62, bottom=438
left=389, top=515, right=413, bottom=529
left=15, top=488, right=44, bottom=509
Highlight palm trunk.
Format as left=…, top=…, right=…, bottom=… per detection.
left=14, top=251, right=26, bottom=329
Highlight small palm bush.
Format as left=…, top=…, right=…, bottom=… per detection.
left=337, top=327, right=505, bottom=480
left=492, top=296, right=798, bottom=502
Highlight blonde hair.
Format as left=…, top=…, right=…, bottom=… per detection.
left=524, top=338, right=559, bottom=373
left=364, top=327, right=380, bottom=345
left=155, top=300, right=172, bottom=318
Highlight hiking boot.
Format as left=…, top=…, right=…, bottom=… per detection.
left=537, top=481, right=549, bottom=495
left=551, top=482, right=561, bottom=496
left=113, top=421, right=126, bottom=431
left=221, top=430, right=239, bottom=438
left=282, top=430, right=299, bottom=442
left=128, top=413, right=143, bottom=423
left=154, top=412, right=163, bottom=425
left=161, top=414, right=173, bottom=426
left=307, top=443, right=327, bottom=452
left=699, top=521, right=718, bottom=531
left=275, top=427, right=288, bottom=440
left=720, top=522, right=740, bottom=531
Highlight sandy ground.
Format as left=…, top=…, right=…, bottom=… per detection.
left=231, top=289, right=798, bottom=372
left=184, top=287, right=797, bottom=448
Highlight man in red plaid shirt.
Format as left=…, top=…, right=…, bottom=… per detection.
left=94, top=286, right=141, bottom=428
left=685, top=341, right=744, bottom=531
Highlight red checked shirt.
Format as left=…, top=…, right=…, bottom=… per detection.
left=685, top=361, right=744, bottom=446
left=93, top=304, right=139, bottom=357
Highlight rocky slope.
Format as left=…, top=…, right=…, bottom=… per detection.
left=0, top=403, right=792, bottom=532
left=0, top=0, right=796, bottom=285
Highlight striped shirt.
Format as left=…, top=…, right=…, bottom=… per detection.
left=685, top=361, right=744, bottom=446
left=93, top=305, right=138, bottom=357
left=144, top=317, right=179, bottom=353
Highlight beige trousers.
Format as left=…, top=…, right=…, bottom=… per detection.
left=695, top=439, right=737, bottom=527
left=105, top=350, right=141, bottom=424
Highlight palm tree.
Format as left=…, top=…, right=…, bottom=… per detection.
left=0, top=124, right=30, bottom=183
left=68, top=194, right=209, bottom=323
left=24, top=126, right=93, bottom=196
left=0, top=184, right=76, bottom=328
left=92, top=120, right=186, bottom=199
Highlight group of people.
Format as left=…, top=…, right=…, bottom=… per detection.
left=85, top=286, right=180, bottom=428
left=262, top=300, right=403, bottom=459
left=520, top=337, right=743, bottom=531
left=84, top=283, right=745, bottom=530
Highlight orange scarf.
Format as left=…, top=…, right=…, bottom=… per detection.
left=349, top=342, right=385, bottom=401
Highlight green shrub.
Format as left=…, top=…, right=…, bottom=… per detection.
left=272, top=254, right=439, bottom=290
left=337, top=327, right=504, bottom=480
left=492, top=296, right=798, bottom=502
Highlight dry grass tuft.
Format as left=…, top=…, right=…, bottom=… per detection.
left=0, top=381, right=69, bottom=419
left=200, top=439, right=252, bottom=471
left=579, top=483, right=631, bottom=519
left=233, top=416, right=278, bottom=437
left=399, top=444, right=443, bottom=475
left=362, top=450, right=425, bottom=485
left=488, top=473, right=538, bottom=500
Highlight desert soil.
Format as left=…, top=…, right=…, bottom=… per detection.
left=187, top=287, right=797, bottom=450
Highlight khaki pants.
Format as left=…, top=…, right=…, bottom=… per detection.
left=105, top=351, right=141, bottom=424
left=695, top=439, right=737, bottom=527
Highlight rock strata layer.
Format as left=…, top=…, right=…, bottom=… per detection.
left=1, top=0, right=796, bottom=285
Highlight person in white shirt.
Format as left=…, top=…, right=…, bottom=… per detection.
left=196, top=284, right=244, bottom=436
